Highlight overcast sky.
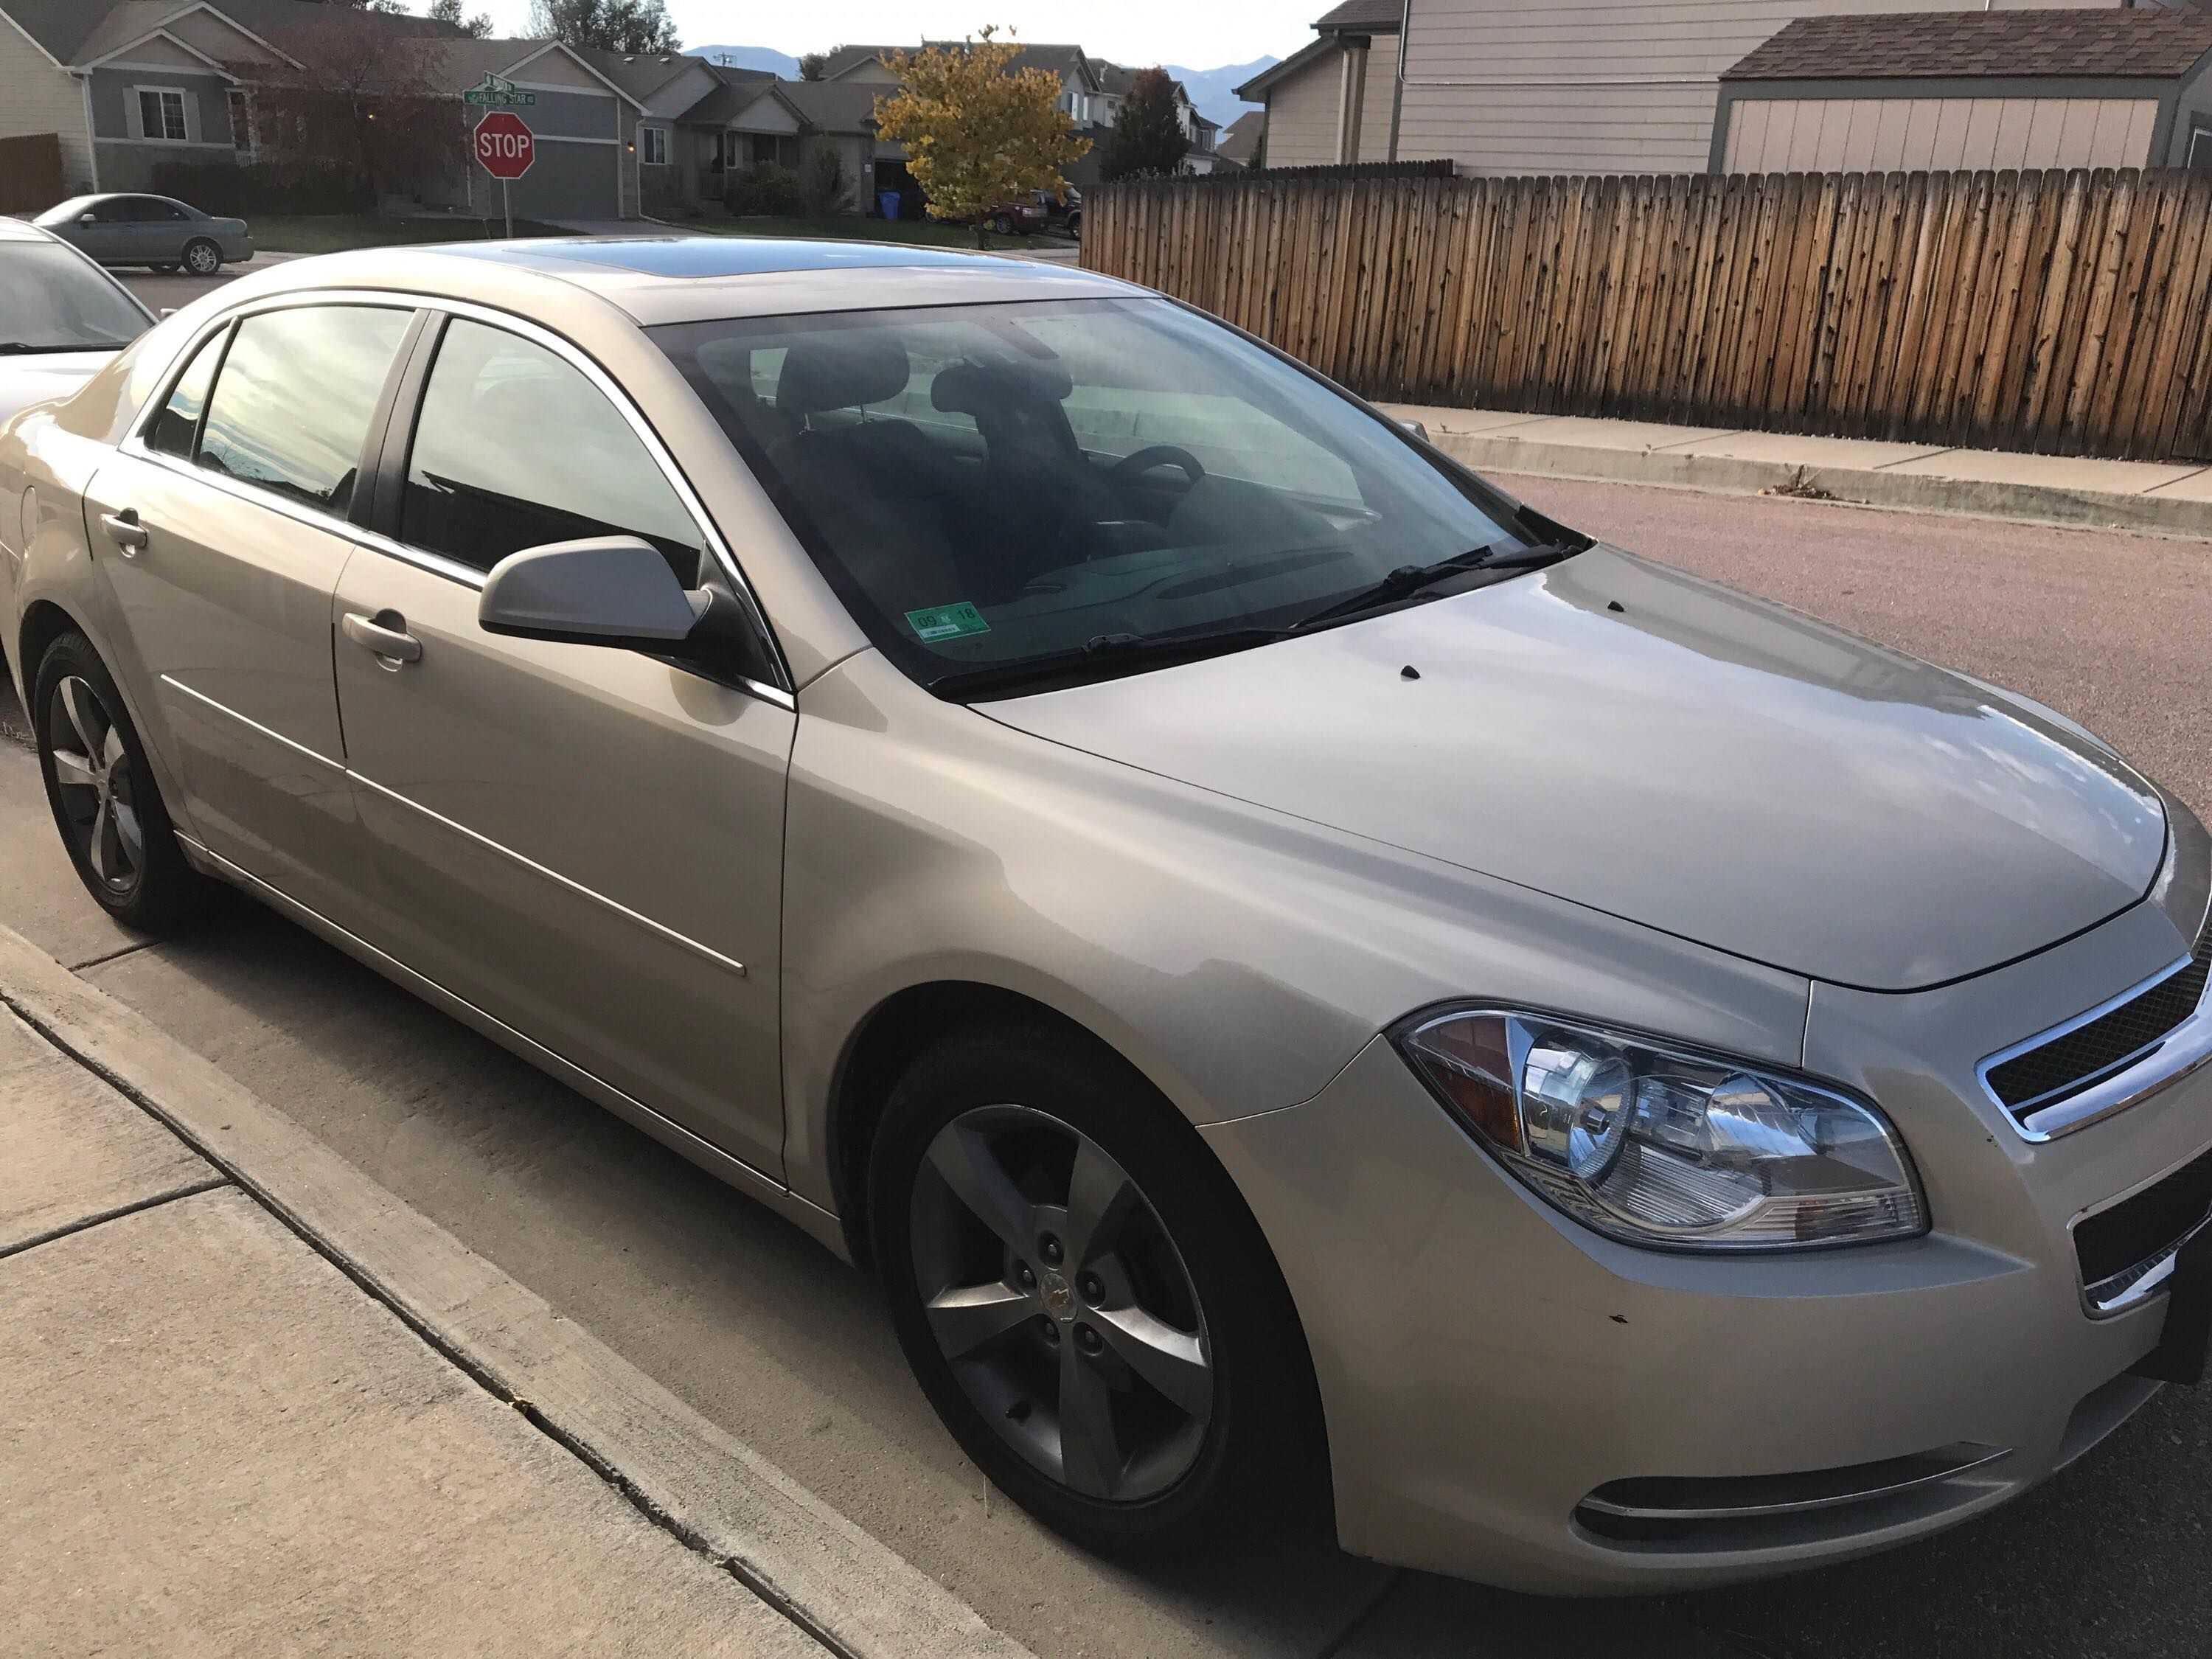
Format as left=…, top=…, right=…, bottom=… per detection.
left=462, top=2, right=1316, bottom=69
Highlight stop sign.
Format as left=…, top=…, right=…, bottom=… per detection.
left=474, top=111, right=535, bottom=181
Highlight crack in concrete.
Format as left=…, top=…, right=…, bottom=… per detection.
left=0, top=1173, right=232, bottom=1263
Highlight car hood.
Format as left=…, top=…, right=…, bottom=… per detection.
left=0, top=351, right=117, bottom=427
left=981, top=547, right=2167, bottom=991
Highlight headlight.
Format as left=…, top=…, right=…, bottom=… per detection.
left=1394, top=1009, right=1926, bottom=1251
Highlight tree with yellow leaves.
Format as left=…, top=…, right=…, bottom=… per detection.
left=873, top=28, right=1090, bottom=237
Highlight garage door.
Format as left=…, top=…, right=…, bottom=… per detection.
left=504, top=139, right=619, bottom=222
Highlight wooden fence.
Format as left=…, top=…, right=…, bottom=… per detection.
left=1082, top=167, right=2212, bottom=464
left=0, top=133, right=64, bottom=218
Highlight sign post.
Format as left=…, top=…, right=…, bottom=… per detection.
left=472, top=108, right=535, bottom=237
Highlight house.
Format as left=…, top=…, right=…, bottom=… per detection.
left=1217, top=110, right=1265, bottom=167
left=1714, top=9, right=2212, bottom=172
left=0, top=0, right=460, bottom=197
left=0, top=0, right=671, bottom=218
left=1237, top=0, right=2196, bottom=178
left=1234, top=0, right=1403, bottom=168
left=628, top=60, right=886, bottom=215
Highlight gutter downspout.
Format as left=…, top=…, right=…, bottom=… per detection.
left=1388, top=0, right=1411, bottom=161
left=79, top=72, right=100, bottom=191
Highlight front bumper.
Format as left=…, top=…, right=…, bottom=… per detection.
left=1203, top=900, right=2212, bottom=1594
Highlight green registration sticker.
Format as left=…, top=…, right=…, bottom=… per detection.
left=905, top=602, right=991, bottom=642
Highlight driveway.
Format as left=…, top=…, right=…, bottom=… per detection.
left=2, top=480, right=2209, bottom=1658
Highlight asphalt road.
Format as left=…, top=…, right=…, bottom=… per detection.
left=4, top=478, right=2210, bottom=1659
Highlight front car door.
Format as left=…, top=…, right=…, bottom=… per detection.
left=128, top=196, right=191, bottom=265
left=69, top=198, right=134, bottom=265
left=81, top=300, right=419, bottom=922
left=332, top=309, right=794, bottom=1178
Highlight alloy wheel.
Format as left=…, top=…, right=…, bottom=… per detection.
left=46, top=675, right=145, bottom=895
left=184, top=240, right=220, bottom=276
left=911, top=1104, right=1214, bottom=1503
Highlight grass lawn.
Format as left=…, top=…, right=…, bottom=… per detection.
left=668, top=213, right=1068, bottom=253
left=247, top=215, right=570, bottom=254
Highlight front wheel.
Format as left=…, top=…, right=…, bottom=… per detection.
left=990, top=215, right=1015, bottom=237
left=34, top=632, right=209, bottom=931
left=182, top=238, right=221, bottom=276
left=870, top=1029, right=1322, bottom=1554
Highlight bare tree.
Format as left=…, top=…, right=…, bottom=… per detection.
left=254, top=7, right=462, bottom=199
left=428, top=0, right=493, bottom=38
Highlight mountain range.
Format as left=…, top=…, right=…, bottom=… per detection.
left=684, top=46, right=1280, bottom=129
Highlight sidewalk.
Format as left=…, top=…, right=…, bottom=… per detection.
left=1381, top=402, right=2212, bottom=540
left=0, top=922, right=1034, bottom=1659
left=1, top=1002, right=815, bottom=1658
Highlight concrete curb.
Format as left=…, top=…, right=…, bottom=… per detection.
left=0, top=922, right=1035, bottom=1659
left=1422, top=429, right=2212, bottom=540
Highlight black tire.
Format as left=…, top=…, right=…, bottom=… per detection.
left=182, top=238, right=221, bottom=276
left=991, top=215, right=1015, bottom=237
left=869, top=1026, right=1324, bottom=1556
left=33, top=631, right=209, bottom=932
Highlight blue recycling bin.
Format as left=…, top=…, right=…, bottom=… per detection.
left=878, top=190, right=901, bottom=220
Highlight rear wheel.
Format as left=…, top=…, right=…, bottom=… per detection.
left=182, top=238, right=221, bottom=276
left=870, top=1028, right=1322, bottom=1554
left=990, top=214, right=1015, bottom=237
left=34, top=632, right=208, bottom=931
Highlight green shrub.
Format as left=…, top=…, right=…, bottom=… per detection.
left=726, top=161, right=801, bottom=218
left=799, top=148, right=852, bottom=217
left=149, top=160, right=372, bottom=216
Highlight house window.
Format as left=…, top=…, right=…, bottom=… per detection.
left=641, top=125, right=669, bottom=166
left=138, top=88, right=189, bottom=143
left=2192, top=127, right=2212, bottom=171
left=228, top=88, right=251, bottom=152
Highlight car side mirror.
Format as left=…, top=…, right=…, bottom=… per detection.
left=477, top=536, right=772, bottom=683
left=78, top=212, right=96, bottom=225
left=1399, top=419, right=1430, bottom=442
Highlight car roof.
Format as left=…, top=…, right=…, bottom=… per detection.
left=218, top=235, right=1141, bottom=327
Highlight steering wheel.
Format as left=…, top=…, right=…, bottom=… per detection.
left=1109, top=445, right=1206, bottom=491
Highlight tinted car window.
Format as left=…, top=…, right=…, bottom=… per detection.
left=145, top=327, right=226, bottom=457
left=655, top=297, right=1531, bottom=690
left=196, top=306, right=411, bottom=516
left=0, top=243, right=151, bottom=352
left=400, top=318, right=703, bottom=582
left=132, top=198, right=188, bottom=222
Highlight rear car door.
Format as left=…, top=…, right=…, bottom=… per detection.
left=81, top=301, right=420, bottom=923
left=331, top=310, right=794, bottom=1178
left=128, top=196, right=190, bottom=264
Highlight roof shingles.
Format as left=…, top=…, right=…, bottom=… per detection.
left=1725, top=9, right=2212, bottom=84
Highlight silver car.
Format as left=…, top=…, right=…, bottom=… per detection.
left=35, top=192, right=254, bottom=276
left=0, top=216, right=154, bottom=427
left=3, top=239, right=2208, bottom=1595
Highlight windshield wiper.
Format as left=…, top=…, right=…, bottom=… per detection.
left=1290, top=540, right=1583, bottom=631
left=929, top=625, right=1290, bottom=699
left=0, top=341, right=118, bottom=355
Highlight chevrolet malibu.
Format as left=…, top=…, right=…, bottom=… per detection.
left=2, top=240, right=2208, bottom=1593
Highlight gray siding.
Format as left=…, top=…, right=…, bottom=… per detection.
left=88, top=66, right=231, bottom=145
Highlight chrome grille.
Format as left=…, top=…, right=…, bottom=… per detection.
left=1985, top=917, right=2212, bottom=1124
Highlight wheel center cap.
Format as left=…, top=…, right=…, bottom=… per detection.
left=1040, top=1270, right=1076, bottom=1321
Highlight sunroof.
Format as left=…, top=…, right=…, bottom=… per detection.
left=501, top=237, right=1019, bottom=279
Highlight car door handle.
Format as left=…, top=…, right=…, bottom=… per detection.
left=100, top=510, right=148, bottom=552
left=341, top=610, right=422, bottom=665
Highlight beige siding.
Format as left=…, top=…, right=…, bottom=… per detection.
left=1263, top=44, right=1346, bottom=168
left=832, top=59, right=901, bottom=86
left=1357, top=38, right=1399, bottom=162
left=1725, top=95, right=2158, bottom=172
left=164, top=8, right=285, bottom=68
left=509, top=46, right=608, bottom=93
left=641, top=60, right=717, bottom=117
left=0, top=16, right=93, bottom=191
left=107, top=35, right=212, bottom=72
left=1399, top=0, right=2115, bottom=174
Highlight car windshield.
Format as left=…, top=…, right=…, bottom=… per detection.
left=0, top=243, right=151, bottom=353
left=654, top=296, right=1567, bottom=695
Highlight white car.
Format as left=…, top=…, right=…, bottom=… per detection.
left=0, top=215, right=155, bottom=428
